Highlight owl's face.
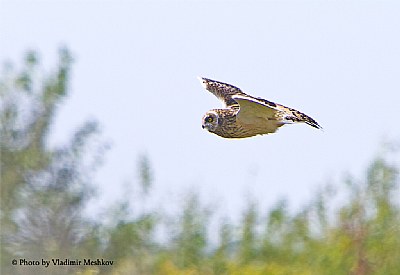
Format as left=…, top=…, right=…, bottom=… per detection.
left=202, top=111, right=219, bottom=132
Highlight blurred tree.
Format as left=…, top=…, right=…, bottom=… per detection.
left=102, top=214, right=157, bottom=275
left=238, top=201, right=258, bottom=265
left=211, top=218, right=233, bottom=274
left=171, top=193, right=209, bottom=270
left=333, top=156, right=400, bottom=275
left=261, top=199, right=290, bottom=263
left=0, top=49, right=106, bottom=275
left=137, top=154, right=152, bottom=196
left=100, top=159, right=158, bottom=275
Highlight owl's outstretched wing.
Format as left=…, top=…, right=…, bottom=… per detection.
left=232, top=95, right=322, bottom=129
left=198, top=77, right=247, bottom=107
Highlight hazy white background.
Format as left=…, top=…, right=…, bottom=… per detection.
left=1, top=0, right=399, bottom=218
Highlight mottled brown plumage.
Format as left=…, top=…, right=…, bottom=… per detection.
left=199, top=77, right=322, bottom=138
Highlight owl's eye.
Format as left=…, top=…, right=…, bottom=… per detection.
left=206, top=116, right=214, bottom=123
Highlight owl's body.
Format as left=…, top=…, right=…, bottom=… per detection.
left=199, top=77, right=321, bottom=138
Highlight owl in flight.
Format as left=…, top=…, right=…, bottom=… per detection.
left=199, top=77, right=322, bottom=138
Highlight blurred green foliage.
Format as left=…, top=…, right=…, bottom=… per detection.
left=1, top=50, right=399, bottom=275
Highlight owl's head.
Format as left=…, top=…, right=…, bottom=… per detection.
left=202, top=111, right=220, bottom=132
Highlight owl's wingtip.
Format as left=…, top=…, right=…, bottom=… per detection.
left=197, top=76, right=208, bottom=88
left=309, top=122, right=323, bottom=131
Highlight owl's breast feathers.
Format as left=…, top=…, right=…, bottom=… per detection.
left=212, top=109, right=282, bottom=138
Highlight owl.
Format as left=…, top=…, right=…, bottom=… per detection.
left=199, top=77, right=322, bottom=138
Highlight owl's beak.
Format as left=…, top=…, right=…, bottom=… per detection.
left=202, top=125, right=205, bottom=129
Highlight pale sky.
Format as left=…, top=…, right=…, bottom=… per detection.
left=1, top=0, right=399, bottom=219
